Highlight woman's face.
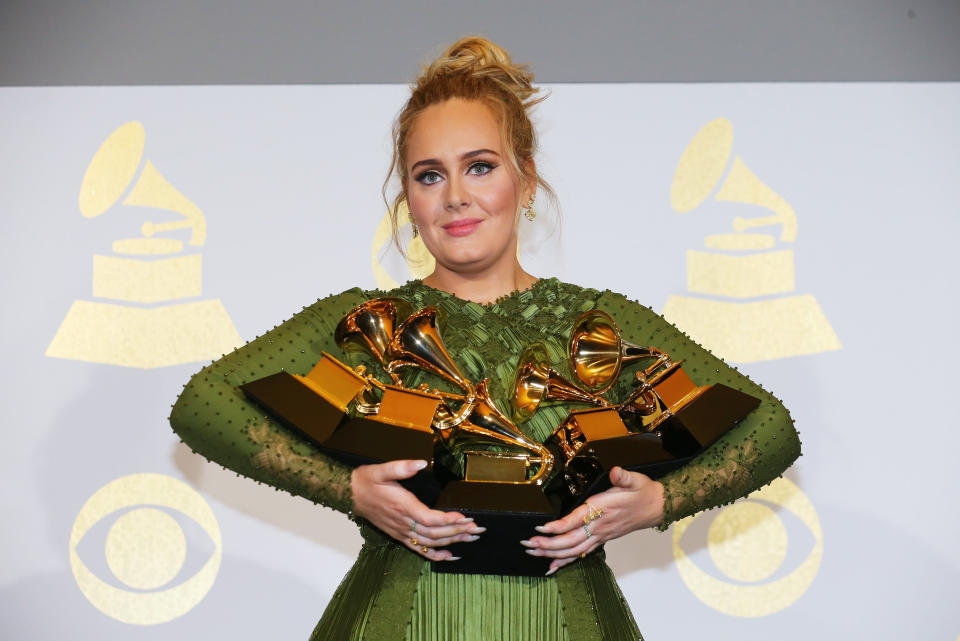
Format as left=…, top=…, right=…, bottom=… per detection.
left=405, top=98, right=529, bottom=277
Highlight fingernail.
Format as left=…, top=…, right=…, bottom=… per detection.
left=534, top=525, right=548, bottom=533
left=446, top=556, right=462, bottom=561
left=414, top=460, right=428, bottom=470
left=545, top=566, right=558, bottom=576
left=470, top=526, right=486, bottom=534
left=519, top=539, right=534, bottom=547
left=457, top=517, right=474, bottom=524
left=462, top=534, right=480, bottom=542
left=525, top=549, right=542, bottom=556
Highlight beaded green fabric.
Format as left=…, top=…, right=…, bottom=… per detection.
left=169, top=278, right=800, bottom=641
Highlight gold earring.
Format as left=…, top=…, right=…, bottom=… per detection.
left=524, top=194, right=536, bottom=222
left=408, top=214, right=419, bottom=237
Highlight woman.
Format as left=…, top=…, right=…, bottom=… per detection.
left=170, top=37, right=800, bottom=640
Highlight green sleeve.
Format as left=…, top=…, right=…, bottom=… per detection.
left=595, top=290, right=802, bottom=530
left=168, top=287, right=372, bottom=515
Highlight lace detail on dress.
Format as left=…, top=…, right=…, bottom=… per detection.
left=658, top=439, right=760, bottom=531
left=248, top=421, right=353, bottom=513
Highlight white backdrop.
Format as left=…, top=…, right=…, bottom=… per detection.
left=1, top=82, right=957, bottom=639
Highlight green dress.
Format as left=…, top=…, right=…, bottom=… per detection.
left=169, top=278, right=801, bottom=641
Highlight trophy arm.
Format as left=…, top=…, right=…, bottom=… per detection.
left=639, top=349, right=673, bottom=380
left=544, top=370, right=612, bottom=408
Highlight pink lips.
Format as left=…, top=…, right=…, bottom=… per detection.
left=442, top=218, right=483, bottom=237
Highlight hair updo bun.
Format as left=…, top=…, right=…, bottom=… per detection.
left=383, top=36, right=557, bottom=252
left=416, top=37, right=540, bottom=106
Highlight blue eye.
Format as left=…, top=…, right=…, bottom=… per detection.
left=468, top=161, right=495, bottom=176
left=416, top=170, right=442, bottom=185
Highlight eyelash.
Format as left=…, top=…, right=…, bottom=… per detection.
left=415, top=161, right=496, bottom=185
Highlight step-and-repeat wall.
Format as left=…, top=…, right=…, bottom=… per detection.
left=2, top=83, right=957, bottom=639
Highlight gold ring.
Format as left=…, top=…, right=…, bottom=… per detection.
left=410, top=537, right=418, bottom=546
left=580, top=552, right=586, bottom=559
left=583, top=501, right=605, bottom=525
left=421, top=546, right=429, bottom=554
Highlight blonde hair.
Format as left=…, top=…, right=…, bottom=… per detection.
left=382, top=36, right=558, bottom=252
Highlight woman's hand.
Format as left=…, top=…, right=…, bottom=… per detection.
left=521, top=466, right=665, bottom=575
left=351, top=459, right=484, bottom=561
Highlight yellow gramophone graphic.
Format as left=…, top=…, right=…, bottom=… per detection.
left=46, top=121, right=242, bottom=368
left=663, top=117, right=841, bottom=362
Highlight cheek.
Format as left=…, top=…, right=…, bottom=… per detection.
left=477, top=178, right=519, bottom=220
left=407, top=189, right=435, bottom=220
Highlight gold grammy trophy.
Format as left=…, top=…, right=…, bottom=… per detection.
left=241, top=298, right=444, bottom=483
left=513, top=309, right=761, bottom=506
left=663, top=117, right=841, bottom=363
left=45, top=121, right=241, bottom=368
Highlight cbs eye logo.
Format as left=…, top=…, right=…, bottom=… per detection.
left=672, top=476, right=822, bottom=617
left=69, top=473, right=222, bottom=625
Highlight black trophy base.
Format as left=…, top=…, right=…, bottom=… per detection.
left=664, top=383, right=761, bottom=449
left=322, top=416, right=442, bottom=505
left=431, top=481, right=560, bottom=576
left=240, top=372, right=346, bottom=445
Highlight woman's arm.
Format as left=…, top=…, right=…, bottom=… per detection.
left=168, top=288, right=371, bottom=514
left=169, top=287, right=484, bottom=556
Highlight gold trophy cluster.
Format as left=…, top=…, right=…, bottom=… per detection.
left=241, top=296, right=758, bottom=574
left=243, top=296, right=757, bottom=504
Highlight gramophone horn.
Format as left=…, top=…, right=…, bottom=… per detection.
left=670, top=117, right=797, bottom=242
left=78, top=122, right=207, bottom=247
left=511, top=342, right=609, bottom=422
left=387, top=306, right=473, bottom=394
left=569, top=309, right=661, bottom=394
left=334, top=298, right=413, bottom=372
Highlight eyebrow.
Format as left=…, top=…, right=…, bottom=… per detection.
left=410, top=149, right=500, bottom=173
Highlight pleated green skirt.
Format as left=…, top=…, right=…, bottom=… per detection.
left=310, top=526, right=643, bottom=641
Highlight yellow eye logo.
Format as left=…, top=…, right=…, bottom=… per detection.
left=672, top=476, right=822, bottom=617
left=69, top=473, right=222, bottom=625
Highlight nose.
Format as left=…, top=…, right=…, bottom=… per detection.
left=444, top=174, right=470, bottom=211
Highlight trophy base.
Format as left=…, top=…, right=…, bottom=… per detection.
left=240, top=372, right=347, bottom=444
left=660, top=383, right=761, bottom=449
left=432, top=481, right=559, bottom=576
left=322, top=416, right=442, bottom=505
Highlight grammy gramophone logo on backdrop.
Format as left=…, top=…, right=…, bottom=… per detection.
left=666, top=118, right=829, bottom=616
left=45, top=121, right=242, bottom=368
left=664, top=117, right=841, bottom=363
left=371, top=203, right=435, bottom=289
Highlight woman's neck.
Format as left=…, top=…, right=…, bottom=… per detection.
left=421, top=263, right=538, bottom=305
